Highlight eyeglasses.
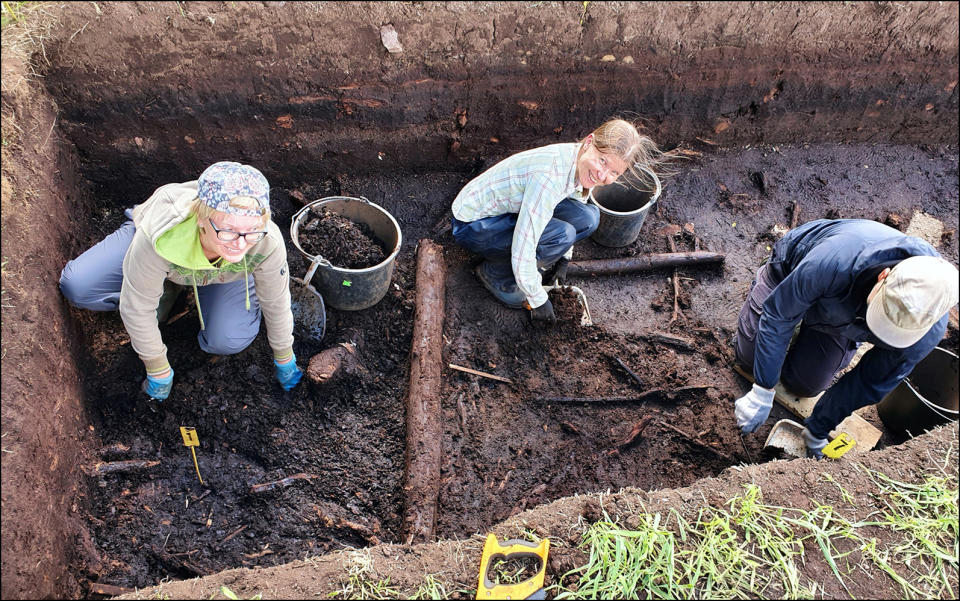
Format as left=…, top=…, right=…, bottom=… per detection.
left=208, top=218, right=267, bottom=243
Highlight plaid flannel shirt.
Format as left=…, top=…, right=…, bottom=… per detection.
left=452, top=143, right=587, bottom=307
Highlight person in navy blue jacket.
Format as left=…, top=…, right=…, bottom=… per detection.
left=732, top=218, right=958, bottom=457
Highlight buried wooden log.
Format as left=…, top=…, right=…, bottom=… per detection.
left=567, top=251, right=724, bottom=276
left=85, top=459, right=160, bottom=476
left=402, top=239, right=447, bottom=545
left=306, top=329, right=363, bottom=384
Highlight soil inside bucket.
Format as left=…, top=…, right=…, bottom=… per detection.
left=548, top=287, right=585, bottom=323
left=298, top=207, right=387, bottom=269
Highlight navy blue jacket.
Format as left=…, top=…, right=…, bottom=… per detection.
left=755, top=219, right=947, bottom=408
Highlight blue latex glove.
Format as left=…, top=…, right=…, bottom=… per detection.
left=734, top=383, right=775, bottom=433
left=274, top=355, right=304, bottom=391
left=142, top=368, right=174, bottom=401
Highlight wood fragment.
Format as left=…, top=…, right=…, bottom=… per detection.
left=455, top=392, right=467, bottom=432
left=249, top=473, right=318, bottom=494
left=402, top=240, right=447, bottom=545
left=644, top=331, right=696, bottom=350
left=219, top=525, right=247, bottom=545
left=657, top=421, right=735, bottom=462
left=667, top=235, right=685, bottom=324
left=306, top=334, right=362, bottom=384
left=609, top=415, right=654, bottom=455
left=97, top=442, right=131, bottom=459
left=613, top=356, right=644, bottom=390
left=85, top=459, right=160, bottom=476
left=243, top=546, right=274, bottom=559
left=448, top=363, right=512, bottom=383
left=89, top=582, right=135, bottom=597
left=789, top=200, right=801, bottom=229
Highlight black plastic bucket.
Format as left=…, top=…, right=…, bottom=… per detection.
left=588, top=167, right=661, bottom=248
left=877, top=347, right=959, bottom=436
left=291, top=196, right=402, bottom=311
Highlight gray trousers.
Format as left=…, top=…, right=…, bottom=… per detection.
left=59, top=212, right=261, bottom=356
left=733, top=263, right=858, bottom=398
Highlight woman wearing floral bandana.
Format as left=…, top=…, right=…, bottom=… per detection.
left=60, top=161, right=303, bottom=403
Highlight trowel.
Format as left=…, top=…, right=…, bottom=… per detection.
left=543, top=284, right=593, bottom=326
left=763, top=419, right=808, bottom=458
left=764, top=419, right=857, bottom=459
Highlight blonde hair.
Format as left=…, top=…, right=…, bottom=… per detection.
left=585, top=118, right=673, bottom=191
left=191, top=196, right=271, bottom=229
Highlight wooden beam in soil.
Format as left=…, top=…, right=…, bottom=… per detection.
left=567, top=251, right=724, bottom=276
left=402, top=239, right=447, bottom=545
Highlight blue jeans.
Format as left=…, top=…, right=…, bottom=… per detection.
left=734, top=262, right=859, bottom=437
left=59, top=210, right=262, bottom=355
left=451, top=198, right=599, bottom=270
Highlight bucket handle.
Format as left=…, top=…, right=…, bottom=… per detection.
left=301, top=254, right=333, bottom=286
left=904, top=379, right=958, bottom=423
left=291, top=194, right=376, bottom=285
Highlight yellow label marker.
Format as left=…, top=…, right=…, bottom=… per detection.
left=823, top=432, right=856, bottom=459
left=179, top=427, right=204, bottom=485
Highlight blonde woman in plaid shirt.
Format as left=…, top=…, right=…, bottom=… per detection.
left=451, top=118, right=665, bottom=322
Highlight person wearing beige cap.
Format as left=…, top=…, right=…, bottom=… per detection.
left=731, top=218, right=958, bottom=458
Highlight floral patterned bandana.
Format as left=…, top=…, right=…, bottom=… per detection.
left=197, top=161, right=270, bottom=217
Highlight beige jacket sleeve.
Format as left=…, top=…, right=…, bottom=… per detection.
left=119, top=230, right=172, bottom=372
left=255, top=221, right=295, bottom=361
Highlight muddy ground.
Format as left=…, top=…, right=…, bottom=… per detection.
left=1, top=2, right=958, bottom=599
left=66, top=141, right=959, bottom=593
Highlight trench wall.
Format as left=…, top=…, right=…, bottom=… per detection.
left=1, top=53, right=93, bottom=599
left=0, top=2, right=957, bottom=598
left=43, top=1, right=959, bottom=208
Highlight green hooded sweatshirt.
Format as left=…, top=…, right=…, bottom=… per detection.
left=120, top=181, right=294, bottom=373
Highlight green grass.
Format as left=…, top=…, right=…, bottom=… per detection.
left=0, top=1, right=30, bottom=28
left=552, top=457, right=958, bottom=600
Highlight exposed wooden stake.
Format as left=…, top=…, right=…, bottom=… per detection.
left=448, top=363, right=512, bottom=383
left=567, top=251, right=724, bottom=276
left=402, top=239, right=447, bottom=545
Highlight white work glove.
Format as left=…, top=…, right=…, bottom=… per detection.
left=734, top=383, right=775, bottom=433
left=801, top=427, right=829, bottom=460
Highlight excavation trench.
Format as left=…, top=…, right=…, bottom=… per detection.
left=1, top=2, right=958, bottom=598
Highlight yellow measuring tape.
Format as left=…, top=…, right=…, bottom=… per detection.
left=476, top=534, right=549, bottom=600
left=179, top=426, right=204, bottom=485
